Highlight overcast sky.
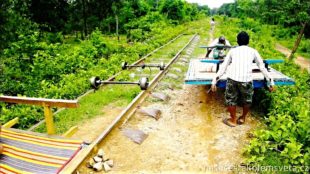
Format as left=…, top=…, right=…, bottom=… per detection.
left=185, top=0, right=235, bottom=9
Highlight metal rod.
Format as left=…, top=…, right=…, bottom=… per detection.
left=101, top=81, right=138, bottom=85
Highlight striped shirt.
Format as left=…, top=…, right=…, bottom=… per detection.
left=212, top=45, right=275, bottom=85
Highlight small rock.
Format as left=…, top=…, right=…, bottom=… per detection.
left=137, top=107, right=161, bottom=120
left=176, top=62, right=185, bottom=66
left=151, top=92, right=169, bottom=101
left=93, top=162, right=103, bottom=171
left=97, top=149, right=104, bottom=158
left=167, top=73, right=179, bottom=79
left=103, top=155, right=109, bottom=161
left=177, top=103, right=184, bottom=106
left=180, top=58, right=188, bottom=63
left=246, top=132, right=255, bottom=138
left=122, top=128, right=148, bottom=144
left=129, top=73, right=135, bottom=78
left=86, top=158, right=95, bottom=168
left=172, top=67, right=182, bottom=73
left=106, top=160, right=114, bottom=167
left=93, top=156, right=103, bottom=163
left=103, top=162, right=112, bottom=172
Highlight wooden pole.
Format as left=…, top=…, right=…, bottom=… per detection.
left=289, top=22, right=307, bottom=59
left=43, top=104, right=55, bottom=135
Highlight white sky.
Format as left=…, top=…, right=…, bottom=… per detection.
left=186, top=0, right=235, bottom=9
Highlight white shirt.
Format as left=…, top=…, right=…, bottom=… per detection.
left=212, top=45, right=275, bottom=85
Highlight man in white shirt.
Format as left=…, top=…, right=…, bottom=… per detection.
left=211, top=31, right=274, bottom=127
left=205, top=36, right=231, bottom=58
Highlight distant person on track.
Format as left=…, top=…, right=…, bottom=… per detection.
left=205, top=36, right=231, bottom=58
left=210, top=18, right=215, bottom=31
left=211, top=31, right=275, bottom=127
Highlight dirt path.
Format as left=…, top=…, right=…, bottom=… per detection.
left=77, top=35, right=259, bottom=173
left=275, top=44, right=310, bottom=73
left=72, top=104, right=124, bottom=142
left=92, top=85, right=259, bottom=173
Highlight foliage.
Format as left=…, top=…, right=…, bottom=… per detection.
left=216, top=0, right=310, bottom=38
left=0, top=14, right=188, bottom=129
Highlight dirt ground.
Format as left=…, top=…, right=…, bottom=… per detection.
left=275, top=44, right=310, bottom=73
left=76, top=35, right=260, bottom=174
left=72, top=105, right=124, bottom=142
left=92, top=85, right=259, bottom=174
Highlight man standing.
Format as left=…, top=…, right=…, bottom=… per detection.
left=211, top=31, right=274, bottom=127
left=210, top=18, right=215, bottom=31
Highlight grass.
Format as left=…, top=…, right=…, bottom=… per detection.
left=35, top=85, right=140, bottom=134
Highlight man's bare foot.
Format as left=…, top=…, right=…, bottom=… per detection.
left=223, top=118, right=237, bottom=127
left=237, top=116, right=246, bottom=125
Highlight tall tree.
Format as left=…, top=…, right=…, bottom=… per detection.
left=29, top=0, right=69, bottom=32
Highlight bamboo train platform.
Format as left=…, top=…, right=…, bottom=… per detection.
left=0, top=128, right=83, bottom=174
left=185, top=59, right=295, bottom=87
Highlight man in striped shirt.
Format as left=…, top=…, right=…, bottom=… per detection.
left=211, top=31, right=274, bottom=127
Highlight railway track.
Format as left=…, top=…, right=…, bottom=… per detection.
left=60, top=34, right=199, bottom=173
left=28, top=34, right=184, bottom=132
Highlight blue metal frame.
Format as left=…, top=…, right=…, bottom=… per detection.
left=200, top=59, right=222, bottom=63
left=264, top=59, right=284, bottom=64
left=185, top=80, right=295, bottom=88
left=200, top=59, right=284, bottom=64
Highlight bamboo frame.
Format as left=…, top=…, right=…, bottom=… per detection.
left=0, top=95, right=78, bottom=135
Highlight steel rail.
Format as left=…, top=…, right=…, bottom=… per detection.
left=28, top=33, right=184, bottom=131
left=60, top=34, right=197, bottom=173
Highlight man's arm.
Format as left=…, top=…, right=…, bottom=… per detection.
left=254, top=50, right=275, bottom=86
left=211, top=50, right=232, bottom=85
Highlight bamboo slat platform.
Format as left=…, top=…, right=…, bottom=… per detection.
left=0, top=128, right=83, bottom=174
left=185, top=59, right=295, bottom=88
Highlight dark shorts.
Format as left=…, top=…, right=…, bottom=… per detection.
left=225, top=78, right=254, bottom=106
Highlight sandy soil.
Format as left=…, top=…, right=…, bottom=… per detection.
left=275, top=44, right=310, bottom=73
left=90, top=85, right=259, bottom=174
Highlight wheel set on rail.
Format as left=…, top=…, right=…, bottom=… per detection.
left=90, top=61, right=166, bottom=90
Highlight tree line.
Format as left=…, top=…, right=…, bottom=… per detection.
left=215, top=0, right=310, bottom=58
left=0, top=0, right=210, bottom=50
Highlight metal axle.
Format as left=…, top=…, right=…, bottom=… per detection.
left=122, top=62, right=165, bottom=70
left=90, top=76, right=149, bottom=90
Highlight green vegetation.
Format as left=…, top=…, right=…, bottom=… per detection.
left=0, top=0, right=210, bottom=129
